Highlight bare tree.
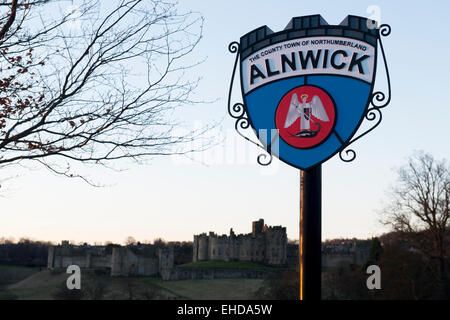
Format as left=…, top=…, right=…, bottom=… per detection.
left=0, top=0, right=206, bottom=185
left=124, top=236, right=136, bottom=246
left=153, top=237, right=166, bottom=248
left=381, top=151, right=450, bottom=298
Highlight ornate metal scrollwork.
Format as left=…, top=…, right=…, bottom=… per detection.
left=339, top=24, right=392, bottom=163
left=227, top=41, right=273, bottom=166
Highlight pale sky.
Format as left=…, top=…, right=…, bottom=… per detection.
left=1, top=0, right=450, bottom=245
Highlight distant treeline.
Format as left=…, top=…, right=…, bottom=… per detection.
left=0, top=239, right=51, bottom=267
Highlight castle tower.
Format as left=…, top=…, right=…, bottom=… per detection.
left=111, top=247, right=124, bottom=276
left=158, top=247, right=174, bottom=273
left=264, top=226, right=287, bottom=265
left=196, top=234, right=209, bottom=261
left=47, top=246, right=55, bottom=269
left=252, top=219, right=265, bottom=235
left=229, top=228, right=236, bottom=260
left=193, top=235, right=199, bottom=262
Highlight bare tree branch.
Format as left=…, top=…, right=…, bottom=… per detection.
left=0, top=0, right=17, bottom=40
left=380, top=151, right=450, bottom=298
left=0, top=0, right=211, bottom=182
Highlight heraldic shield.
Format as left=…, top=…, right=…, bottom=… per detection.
left=228, top=15, right=391, bottom=170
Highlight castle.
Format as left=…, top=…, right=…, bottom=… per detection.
left=47, top=219, right=373, bottom=280
left=47, top=241, right=174, bottom=277
left=47, top=218, right=288, bottom=279
left=193, top=219, right=287, bottom=266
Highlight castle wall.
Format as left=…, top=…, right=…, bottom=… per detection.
left=111, top=247, right=159, bottom=276
left=91, top=255, right=112, bottom=268
left=228, top=233, right=236, bottom=260
left=63, top=256, right=89, bottom=268
left=49, top=244, right=163, bottom=277
left=54, top=255, right=62, bottom=268
left=264, top=228, right=287, bottom=266
left=237, top=236, right=252, bottom=262
left=47, top=245, right=113, bottom=270
left=138, top=257, right=158, bottom=276
left=252, top=234, right=266, bottom=263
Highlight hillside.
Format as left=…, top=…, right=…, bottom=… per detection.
left=1, top=267, right=265, bottom=300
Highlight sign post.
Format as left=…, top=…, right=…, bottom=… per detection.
left=228, top=14, right=391, bottom=300
left=300, top=166, right=322, bottom=300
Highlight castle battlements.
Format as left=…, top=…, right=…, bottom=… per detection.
left=192, top=219, right=287, bottom=266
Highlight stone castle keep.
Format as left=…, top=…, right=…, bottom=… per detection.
left=193, top=219, right=287, bottom=266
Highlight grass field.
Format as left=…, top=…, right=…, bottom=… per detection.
left=0, top=264, right=43, bottom=300
left=141, top=277, right=264, bottom=300
left=0, top=267, right=266, bottom=300
left=0, top=264, right=42, bottom=285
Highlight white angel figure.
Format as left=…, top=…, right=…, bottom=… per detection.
left=283, top=93, right=329, bottom=137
